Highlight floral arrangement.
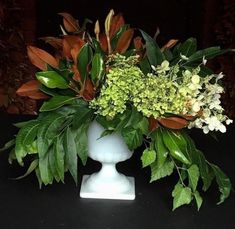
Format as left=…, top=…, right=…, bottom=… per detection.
left=0, top=10, right=234, bottom=210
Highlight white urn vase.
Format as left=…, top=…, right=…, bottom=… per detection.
left=80, top=120, right=135, bottom=200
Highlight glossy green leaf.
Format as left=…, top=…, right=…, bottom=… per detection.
left=111, top=24, right=129, bottom=49
left=210, top=163, right=232, bottom=204
left=39, top=84, right=59, bottom=96
left=121, top=126, right=143, bottom=150
left=187, top=47, right=232, bottom=63
left=141, top=149, right=156, bottom=168
left=40, top=95, right=76, bottom=112
left=90, top=53, right=105, bottom=86
left=162, top=129, right=190, bottom=164
left=179, top=38, right=197, bottom=57
left=64, top=127, right=78, bottom=184
left=172, top=183, right=192, bottom=210
left=139, top=57, right=151, bottom=75
left=187, top=164, right=199, bottom=191
left=152, top=129, right=168, bottom=168
left=140, top=29, right=165, bottom=66
left=150, top=159, right=174, bottom=182
left=77, top=43, right=93, bottom=82
left=36, top=71, right=69, bottom=89
left=194, top=191, right=203, bottom=211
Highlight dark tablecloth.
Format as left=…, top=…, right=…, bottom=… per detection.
left=0, top=112, right=234, bottom=229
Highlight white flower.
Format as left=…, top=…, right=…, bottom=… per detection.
left=192, top=101, right=201, bottom=112
left=226, top=119, right=233, bottom=125
left=191, top=75, right=200, bottom=84
left=202, top=56, right=207, bottom=65
left=203, top=126, right=210, bottom=134
left=156, top=60, right=170, bottom=73
left=180, top=53, right=189, bottom=60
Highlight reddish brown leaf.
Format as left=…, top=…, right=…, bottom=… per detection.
left=109, top=13, right=125, bottom=38
left=134, top=36, right=143, bottom=50
left=7, top=104, right=20, bottom=114
left=40, top=37, right=63, bottom=49
left=149, top=117, right=159, bottom=132
left=81, top=78, right=96, bottom=101
left=72, top=65, right=81, bottom=81
left=160, top=39, right=178, bottom=52
left=16, top=80, right=49, bottom=100
left=158, top=117, right=189, bottom=129
left=62, top=35, right=85, bottom=60
left=27, top=46, right=58, bottom=70
left=115, top=29, right=134, bottom=54
left=99, top=33, right=108, bottom=53
left=58, top=12, right=79, bottom=33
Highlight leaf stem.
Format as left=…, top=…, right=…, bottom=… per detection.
left=170, top=156, right=186, bottom=187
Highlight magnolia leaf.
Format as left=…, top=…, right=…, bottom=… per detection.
left=63, top=35, right=85, bottom=60
left=58, top=12, right=79, bottom=33
left=194, top=191, right=203, bottom=211
left=109, top=13, right=125, bottom=38
left=27, top=46, right=58, bottom=70
left=105, top=9, right=115, bottom=36
left=210, top=163, right=232, bottom=204
left=64, top=127, right=78, bottom=184
left=12, top=159, right=39, bottom=180
left=140, top=29, right=165, bottom=66
left=90, top=53, right=105, bottom=86
left=162, top=129, right=190, bottom=164
left=121, top=126, right=143, bottom=151
left=16, top=80, right=49, bottom=100
left=150, top=159, right=174, bottom=182
left=161, top=39, right=178, bottom=52
left=40, top=37, right=63, bottom=49
left=36, top=71, right=69, bottom=89
left=77, top=43, right=93, bottom=82
left=148, top=117, right=159, bottom=132
left=94, top=20, right=100, bottom=37
left=172, top=183, right=192, bottom=210
left=141, top=149, right=156, bottom=168
left=40, top=95, right=76, bottom=112
left=187, top=47, right=229, bottom=63
left=187, top=164, right=199, bottom=191
left=111, top=25, right=129, bottom=49
left=179, top=37, right=197, bottom=57
left=115, top=28, right=134, bottom=54
left=158, top=117, right=188, bottom=129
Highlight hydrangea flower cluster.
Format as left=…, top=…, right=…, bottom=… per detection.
left=90, top=53, right=232, bottom=133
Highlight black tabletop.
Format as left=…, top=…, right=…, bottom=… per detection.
left=0, top=112, right=234, bottom=229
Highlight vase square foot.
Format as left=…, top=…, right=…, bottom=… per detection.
left=80, top=175, right=135, bottom=200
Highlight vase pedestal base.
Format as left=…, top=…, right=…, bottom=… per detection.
left=80, top=175, right=135, bottom=200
